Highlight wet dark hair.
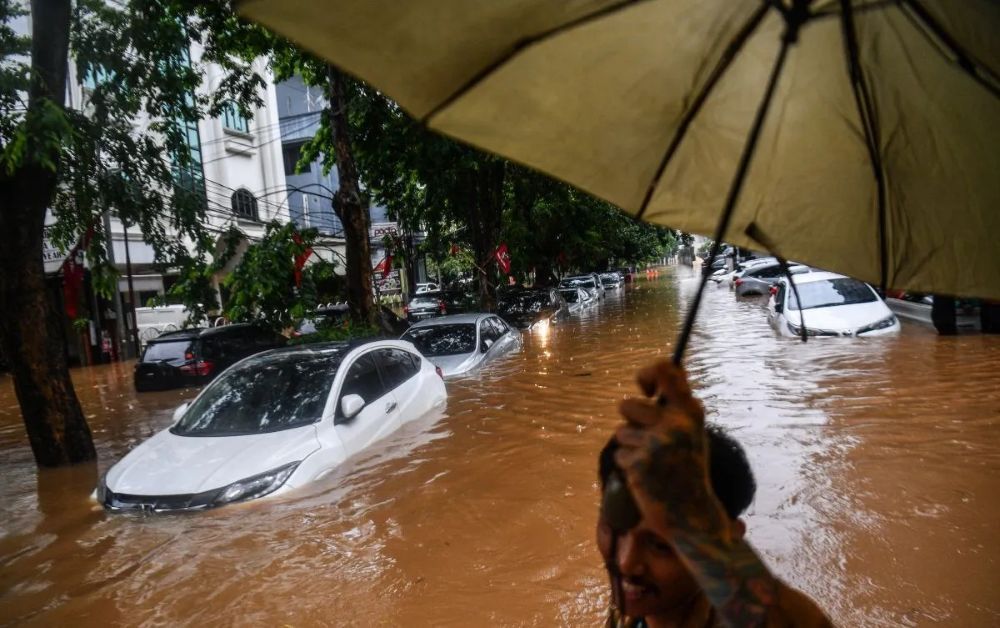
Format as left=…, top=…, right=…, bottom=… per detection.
left=598, top=424, right=756, bottom=519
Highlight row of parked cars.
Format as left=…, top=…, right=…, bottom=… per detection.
left=711, top=257, right=901, bottom=337
left=109, top=270, right=629, bottom=512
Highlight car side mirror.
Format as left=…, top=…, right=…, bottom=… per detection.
left=172, top=402, right=190, bottom=423
left=340, top=394, right=365, bottom=420
left=481, top=338, right=494, bottom=353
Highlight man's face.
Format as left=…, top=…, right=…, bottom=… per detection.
left=596, top=514, right=702, bottom=619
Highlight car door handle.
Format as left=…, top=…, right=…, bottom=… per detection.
left=385, top=402, right=397, bottom=414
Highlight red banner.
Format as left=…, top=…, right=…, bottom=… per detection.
left=494, top=243, right=511, bottom=275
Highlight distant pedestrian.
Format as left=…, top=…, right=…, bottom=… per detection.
left=101, top=330, right=113, bottom=363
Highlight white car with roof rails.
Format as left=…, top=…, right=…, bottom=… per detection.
left=767, top=271, right=901, bottom=338
left=98, top=339, right=446, bottom=512
left=400, top=312, right=522, bottom=377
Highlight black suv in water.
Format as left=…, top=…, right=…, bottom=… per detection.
left=134, top=324, right=287, bottom=392
left=497, top=288, right=569, bottom=329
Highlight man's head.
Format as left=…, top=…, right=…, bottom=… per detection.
left=597, top=425, right=756, bottom=619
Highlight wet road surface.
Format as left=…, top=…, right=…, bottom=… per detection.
left=1, top=266, right=998, bottom=626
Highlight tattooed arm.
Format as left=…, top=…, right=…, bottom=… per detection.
left=612, top=361, right=830, bottom=627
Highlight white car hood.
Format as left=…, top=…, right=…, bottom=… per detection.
left=106, top=425, right=320, bottom=495
left=797, top=301, right=892, bottom=333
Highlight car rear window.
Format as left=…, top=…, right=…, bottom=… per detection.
left=142, top=340, right=193, bottom=362
left=401, top=324, right=477, bottom=356
left=172, top=352, right=343, bottom=436
left=410, top=295, right=441, bottom=306
left=788, top=278, right=878, bottom=311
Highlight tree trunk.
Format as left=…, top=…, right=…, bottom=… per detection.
left=326, top=66, right=376, bottom=326
left=0, top=0, right=96, bottom=467
left=465, top=160, right=505, bottom=312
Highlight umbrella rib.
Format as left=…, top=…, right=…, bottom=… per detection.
left=672, top=33, right=793, bottom=366
left=420, top=0, right=651, bottom=125
left=840, top=0, right=890, bottom=293
left=899, top=0, right=1000, bottom=99
left=635, top=2, right=771, bottom=221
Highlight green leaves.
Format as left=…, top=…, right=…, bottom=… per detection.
left=1, top=97, right=73, bottom=174
left=220, top=221, right=322, bottom=332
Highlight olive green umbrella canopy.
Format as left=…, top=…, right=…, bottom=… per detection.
left=241, top=0, right=1000, bottom=300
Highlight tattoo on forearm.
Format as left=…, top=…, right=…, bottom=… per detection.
left=670, top=532, right=777, bottom=627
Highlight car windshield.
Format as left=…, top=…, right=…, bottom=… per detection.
left=600, top=275, right=617, bottom=284
left=559, top=289, right=580, bottom=303
left=499, top=294, right=548, bottom=314
left=172, top=351, right=343, bottom=436
left=142, top=339, right=193, bottom=362
left=788, top=278, right=878, bottom=311
left=564, top=278, right=596, bottom=289
left=402, top=324, right=477, bottom=356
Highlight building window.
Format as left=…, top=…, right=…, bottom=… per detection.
left=222, top=102, right=250, bottom=133
left=282, top=141, right=307, bottom=176
left=81, top=65, right=113, bottom=91
left=232, top=189, right=258, bottom=221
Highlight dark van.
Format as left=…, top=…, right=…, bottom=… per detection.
left=134, top=324, right=286, bottom=392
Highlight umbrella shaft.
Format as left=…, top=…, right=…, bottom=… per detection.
left=672, top=35, right=793, bottom=367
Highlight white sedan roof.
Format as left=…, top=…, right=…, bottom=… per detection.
left=786, top=270, right=853, bottom=285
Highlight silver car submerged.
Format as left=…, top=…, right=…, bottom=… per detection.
left=400, top=313, right=522, bottom=377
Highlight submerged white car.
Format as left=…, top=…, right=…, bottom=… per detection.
left=400, top=313, right=522, bottom=377
left=98, top=340, right=447, bottom=512
left=767, top=271, right=901, bottom=338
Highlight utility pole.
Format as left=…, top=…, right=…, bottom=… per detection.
left=122, top=218, right=140, bottom=358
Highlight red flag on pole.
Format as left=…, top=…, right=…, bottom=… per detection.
left=63, top=252, right=85, bottom=319
left=292, top=232, right=313, bottom=287
left=59, top=225, right=96, bottom=320
left=373, top=255, right=393, bottom=278
left=494, top=243, right=511, bottom=275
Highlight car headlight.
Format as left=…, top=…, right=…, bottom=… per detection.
left=786, top=321, right=839, bottom=337
left=212, top=461, right=300, bottom=506
left=857, top=314, right=897, bottom=335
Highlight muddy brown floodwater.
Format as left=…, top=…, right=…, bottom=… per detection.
left=1, top=266, right=998, bottom=627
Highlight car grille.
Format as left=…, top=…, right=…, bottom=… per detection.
left=104, top=488, right=217, bottom=512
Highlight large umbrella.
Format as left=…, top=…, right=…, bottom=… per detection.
left=240, top=0, right=999, bottom=312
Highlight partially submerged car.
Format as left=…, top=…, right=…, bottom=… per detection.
left=599, top=272, right=623, bottom=290
left=497, top=288, right=569, bottom=329
left=102, top=340, right=446, bottom=512
left=558, top=287, right=593, bottom=313
left=400, top=313, right=522, bottom=376
left=734, top=262, right=811, bottom=297
left=403, top=290, right=473, bottom=323
left=559, top=275, right=601, bottom=300
left=767, top=272, right=901, bottom=338
left=134, top=324, right=287, bottom=392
